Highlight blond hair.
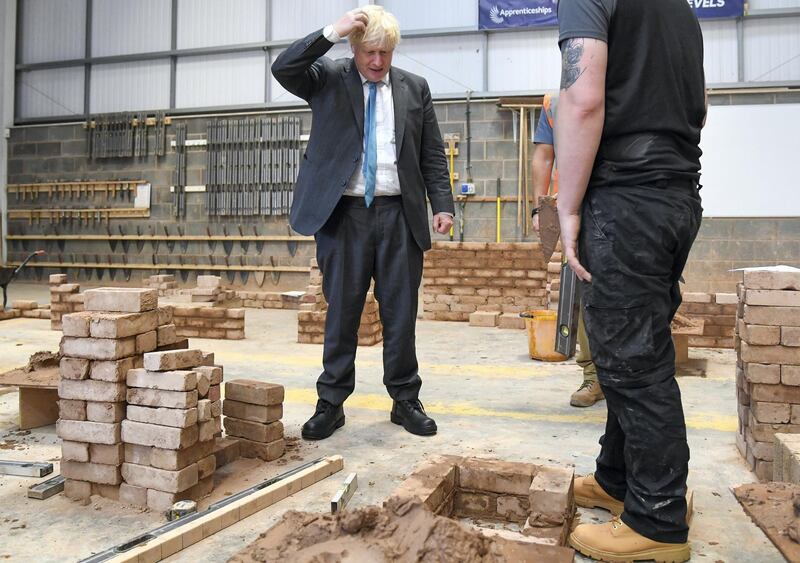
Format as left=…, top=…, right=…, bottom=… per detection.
left=349, top=6, right=401, bottom=50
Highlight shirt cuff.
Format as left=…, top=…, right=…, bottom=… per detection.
left=438, top=212, right=454, bottom=218
left=323, top=25, right=341, bottom=43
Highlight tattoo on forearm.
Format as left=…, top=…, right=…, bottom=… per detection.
left=560, top=39, right=585, bottom=91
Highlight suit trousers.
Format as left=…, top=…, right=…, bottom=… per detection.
left=579, top=182, right=702, bottom=544
left=314, top=195, right=423, bottom=406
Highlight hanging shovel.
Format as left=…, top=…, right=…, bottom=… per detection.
left=21, top=236, right=30, bottom=252
left=122, top=255, right=132, bottom=282
left=286, top=225, right=298, bottom=257
left=107, top=225, right=118, bottom=252
left=73, top=254, right=84, bottom=281
left=238, top=225, right=249, bottom=254
left=84, top=254, right=94, bottom=281
left=95, top=254, right=105, bottom=280
left=119, top=225, right=130, bottom=254
left=57, top=254, right=67, bottom=275
left=239, top=255, right=249, bottom=284
left=178, top=255, right=189, bottom=283
left=224, top=256, right=236, bottom=284
left=178, top=226, right=188, bottom=253
left=254, top=269, right=266, bottom=287
left=149, top=225, right=160, bottom=254
left=135, top=226, right=145, bottom=253
left=206, top=226, right=217, bottom=253
left=108, top=255, right=118, bottom=281
left=269, top=255, right=281, bottom=286
left=165, top=225, right=175, bottom=253
left=222, top=226, right=233, bottom=256
left=55, top=226, right=66, bottom=253
left=254, top=225, right=264, bottom=254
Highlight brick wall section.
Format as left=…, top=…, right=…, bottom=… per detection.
left=677, top=292, right=738, bottom=349
left=172, top=306, right=245, bottom=340
left=50, top=274, right=83, bottom=330
left=422, top=242, right=547, bottom=322
left=734, top=267, right=800, bottom=482
left=297, top=259, right=382, bottom=346
left=237, top=290, right=302, bottom=310
left=142, top=274, right=179, bottom=297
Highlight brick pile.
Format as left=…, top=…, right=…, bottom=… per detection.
left=50, top=274, right=83, bottom=330
left=172, top=306, right=245, bottom=340
left=0, top=300, right=50, bottom=321
left=189, top=275, right=236, bottom=304
left=238, top=290, right=304, bottom=310
left=121, top=349, right=220, bottom=511
left=143, top=274, right=179, bottom=297
left=297, top=259, right=382, bottom=345
left=422, top=242, right=547, bottom=322
left=57, top=287, right=158, bottom=503
left=735, top=267, right=800, bottom=481
left=678, top=292, right=737, bottom=349
left=223, top=380, right=285, bottom=462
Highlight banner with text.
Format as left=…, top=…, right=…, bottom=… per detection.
left=478, top=0, right=745, bottom=30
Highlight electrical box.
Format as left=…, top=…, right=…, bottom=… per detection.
left=459, top=182, right=476, bottom=195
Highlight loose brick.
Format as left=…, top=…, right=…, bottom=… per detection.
left=682, top=292, right=712, bottom=303
left=198, top=419, right=217, bottom=442
left=62, top=441, right=90, bottom=462
left=50, top=274, right=68, bottom=285
left=498, top=313, right=526, bottom=330
left=745, top=363, right=781, bottom=385
left=238, top=437, right=285, bottom=461
left=61, top=460, right=122, bottom=485
left=84, top=288, right=158, bottom=313
left=59, top=399, right=87, bottom=421
left=207, top=385, right=221, bottom=402
left=459, top=458, right=534, bottom=496
left=223, top=418, right=283, bottom=443
left=62, top=312, right=92, bottom=337
left=86, top=401, right=126, bottom=423
left=119, top=483, right=148, bottom=507
left=225, top=380, right=284, bottom=406
left=127, top=368, right=197, bottom=391
left=743, top=269, right=800, bottom=291
left=469, top=311, right=499, bottom=327
left=60, top=357, right=90, bottom=380
left=127, top=388, right=198, bottom=409
left=157, top=306, right=174, bottom=326
left=157, top=324, right=178, bottom=346
left=90, top=357, right=136, bottom=382
left=200, top=352, right=215, bottom=366
left=61, top=337, right=136, bottom=361
left=197, top=399, right=212, bottom=422
left=121, top=462, right=198, bottom=493
left=126, top=405, right=198, bottom=428
left=59, top=379, right=126, bottom=402
left=89, top=310, right=158, bottom=339
left=528, top=466, right=575, bottom=526
left=122, top=420, right=199, bottom=450
left=135, top=330, right=158, bottom=354
left=213, top=437, right=240, bottom=468
left=739, top=323, right=781, bottom=346
left=146, top=476, right=214, bottom=511
left=222, top=399, right=282, bottom=423
left=196, top=371, right=211, bottom=397
left=197, top=454, right=216, bottom=480
left=64, top=479, right=92, bottom=501
left=89, top=443, right=124, bottom=465
left=143, top=349, right=204, bottom=371
left=783, top=327, right=800, bottom=347
left=57, top=420, right=121, bottom=445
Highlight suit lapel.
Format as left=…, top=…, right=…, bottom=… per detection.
left=344, top=59, right=364, bottom=139
left=392, top=68, right=408, bottom=156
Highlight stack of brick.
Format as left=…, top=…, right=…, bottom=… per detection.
left=238, top=290, right=304, bottom=310
left=50, top=274, right=83, bottom=330
left=546, top=251, right=562, bottom=308
left=0, top=300, right=50, bottom=321
left=297, top=259, right=382, bottom=345
left=121, top=349, right=219, bottom=511
left=735, top=267, right=800, bottom=481
left=143, top=274, right=179, bottom=297
left=223, top=379, right=285, bottom=462
left=172, top=306, right=245, bottom=340
left=678, top=292, right=737, bottom=348
left=57, top=287, right=158, bottom=503
left=422, top=242, right=547, bottom=322
left=187, top=275, right=236, bottom=304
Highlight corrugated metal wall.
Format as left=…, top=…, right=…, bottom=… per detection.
left=12, top=0, right=800, bottom=120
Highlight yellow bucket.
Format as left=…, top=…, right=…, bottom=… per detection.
left=523, top=310, right=568, bottom=362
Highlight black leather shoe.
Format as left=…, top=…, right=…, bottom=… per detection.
left=301, top=399, right=345, bottom=440
left=391, top=399, right=437, bottom=436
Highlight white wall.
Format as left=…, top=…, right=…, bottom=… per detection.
left=1, top=0, right=15, bottom=265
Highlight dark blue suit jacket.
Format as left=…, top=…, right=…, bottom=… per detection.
left=271, top=29, right=454, bottom=251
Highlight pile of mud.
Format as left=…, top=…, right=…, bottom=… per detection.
left=228, top=498, right=572, bottom=563
left=24, top=351, right=60, bottom=372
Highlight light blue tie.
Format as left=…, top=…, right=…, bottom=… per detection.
left=363, top=82, right=378, bottom=207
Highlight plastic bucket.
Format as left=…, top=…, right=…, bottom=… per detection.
left=523, top=310, right=568, bottom=362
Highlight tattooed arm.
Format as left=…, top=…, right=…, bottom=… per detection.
left=554, top=37, right=607, bottom=282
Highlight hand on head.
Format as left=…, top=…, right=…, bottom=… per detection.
left=334, top=9, right=368, bottom=38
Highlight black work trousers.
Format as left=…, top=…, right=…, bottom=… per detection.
left=314, top=195, right=424, bottom=406
left=579, top=182, right=702, bottom=544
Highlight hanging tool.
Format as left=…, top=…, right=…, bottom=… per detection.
left=254, top=270, right=266, bottom=287
left=122, top=255, right=132, bottom=282
left=108, top=256, right=118, bottom=281
left=254, top=225, right=264, bottom=254
left=178, top=226, right=188, bottom=253
left=107, top=226, right=117, bottom=252
left=222, top=226, right=233, bottom=256
left=269, top=255, right=281, bottom=286
left=165, top=225, right=175, bottom=253
left=238, top=225, right=249, bottom=254
left=149, top=225, right=160, bottom=254
left=135, top=226, right=145, bottom=253
left=239, top=256, right=249, bottom=285
left=95, top=254, right=105, bottom=281
left=286, top=225, right=298, bottom=257
left=178, top=255, right=189, bottom=283
left=119, top=225, right=130, bottom=254
left=206, top=226, right=217, bottom=253
left=223, top=256, right=236, bottom=284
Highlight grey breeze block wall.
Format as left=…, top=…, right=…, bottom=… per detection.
left=5, top=91, right=800, bottom=294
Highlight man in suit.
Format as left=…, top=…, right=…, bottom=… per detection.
left=271, top=6, right=454, bottom=440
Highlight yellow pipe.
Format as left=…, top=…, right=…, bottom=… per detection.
left=448, top=142, right=455, bottom=240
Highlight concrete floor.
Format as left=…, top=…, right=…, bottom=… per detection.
left=0, top=282, right=782, bottom=562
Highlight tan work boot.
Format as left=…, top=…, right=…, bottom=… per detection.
left=570, top=518, right=690, bottom=562
left=570, top=380, right=605, bottom=407
left=574, top=474, right=625, bottom=515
